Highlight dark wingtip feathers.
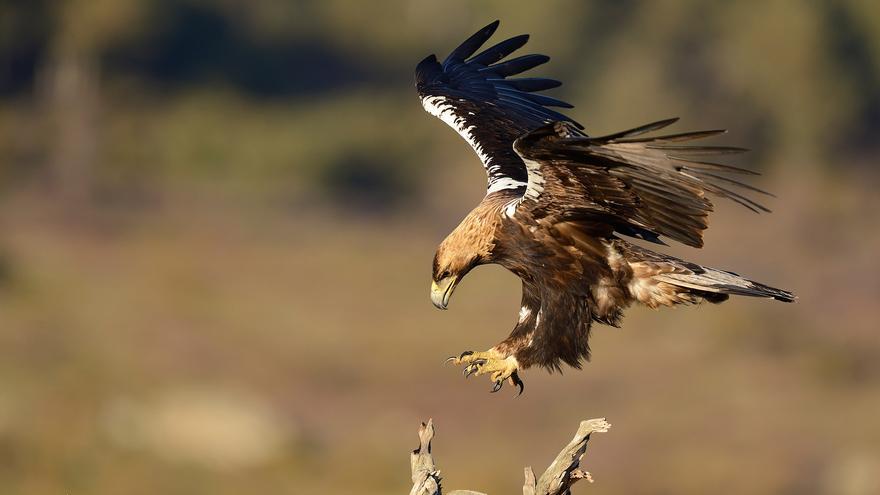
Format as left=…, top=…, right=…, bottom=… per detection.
left=444, top=20, right=501, bottom=66
left=470, top=34, right=530, bottom=66
left=430, top=21, right=580, bottom=135
left=481, top=54, right=551, bottom=77
left=775, top=292, right=797, bottom=303
left=593, top=118, right=681, bottom=142
left=743, top=282, right=797, bottom=303
left=494, top=77, right=562, bottom=92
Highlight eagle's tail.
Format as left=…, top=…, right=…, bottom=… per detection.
left=622, top=243, right=795, bottom=307
left=654, top=266, right=796, bottom=303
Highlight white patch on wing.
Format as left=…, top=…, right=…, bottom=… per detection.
left=518, top=306, right=531, bottom=322
left=487, top=177, right=525, bottom=194
left=421, top=95, right=526, bottom=194
left=503, top=198, right=518, bottom=218
left=522, top=157, right=545, bottom=201
left=502, top=155, right=545, bottom=216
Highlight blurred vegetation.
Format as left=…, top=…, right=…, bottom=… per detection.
left=1, top=1, right=879, bottom=495
left=2, top=0, right=879, bottom=206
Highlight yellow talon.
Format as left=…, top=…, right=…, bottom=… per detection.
left=446, top=349, right=524, bottom=394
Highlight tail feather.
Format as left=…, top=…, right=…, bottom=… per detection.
left=655, top=267, right=796, bottom=303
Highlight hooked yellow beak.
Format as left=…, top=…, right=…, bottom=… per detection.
left=430, top=276, right=458, bottom=310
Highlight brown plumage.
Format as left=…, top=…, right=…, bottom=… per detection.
left=419, top=21, right=794, bottom=393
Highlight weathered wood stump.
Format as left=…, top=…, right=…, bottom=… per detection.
left=409, top=418, right=611, bottom=495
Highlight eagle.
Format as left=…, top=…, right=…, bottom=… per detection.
left=416, top=20, right=794, bottom=394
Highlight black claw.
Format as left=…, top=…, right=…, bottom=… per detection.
left=445, top=356, right=457, bottom=364
left=459, top=350, right=474, bottom=359
left=490, top=380, right=503, bottom=393
left=464, top=365, right=478, bottom=378
left=511, top=371, right=525, bottom=397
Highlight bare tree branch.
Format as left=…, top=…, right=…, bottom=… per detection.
left=533, top=418, right=610, bottom=495
left=409, top=418, right=610, bottom=495
left=410, top=419, right=443, bottom=495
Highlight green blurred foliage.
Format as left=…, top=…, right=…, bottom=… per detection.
left=0, top=1, right=879, bottom=495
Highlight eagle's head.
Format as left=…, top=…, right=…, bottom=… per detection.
left=430, top=210, right=495, bottom=310
left=431, top=243, right=481, bottom=310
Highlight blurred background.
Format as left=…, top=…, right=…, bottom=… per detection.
left=1, top=1, right=879, bottom=494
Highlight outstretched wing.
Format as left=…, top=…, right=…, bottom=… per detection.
left=416, top=20, right=579, bottom=194
left=511, top=120, right=772, bottom=248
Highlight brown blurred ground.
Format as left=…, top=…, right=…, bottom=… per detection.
left=1, top=1, right=879, bottom=494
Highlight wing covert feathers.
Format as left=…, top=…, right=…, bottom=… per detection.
left=513, top=120, right=773, bottom=248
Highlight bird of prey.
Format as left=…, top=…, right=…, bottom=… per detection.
left=416, top=20, right=794, bottom=394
